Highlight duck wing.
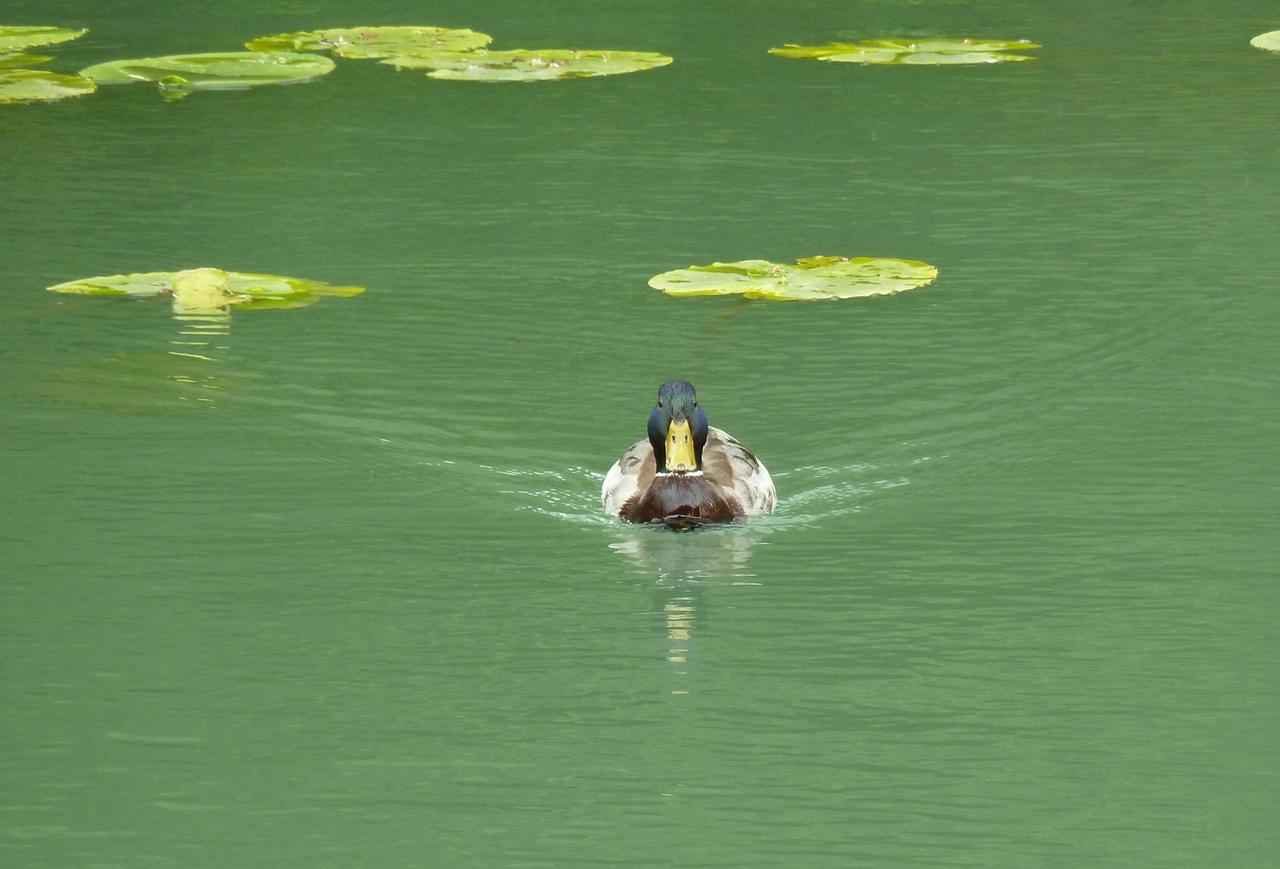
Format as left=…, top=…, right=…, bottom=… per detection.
left=602, top=437, right=655, bottom=515
left=701, top=426, right=776, bottom=516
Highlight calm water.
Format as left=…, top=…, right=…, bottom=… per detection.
left=3, top=1, right=1278, bottom=866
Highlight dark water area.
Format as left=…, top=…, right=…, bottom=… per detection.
left=3, top=1, right=1278, bottom=865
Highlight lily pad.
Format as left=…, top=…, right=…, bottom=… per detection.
left=49, top=268, right=365, bottom=312
left=245, top=25, right=492, bottom=58
left=0, top=25, right=87, bottom=53
left=79, top=51, right=334, bottom=95
left=384, top=48, right=673, bottom=82
left=648, top=256, right=938, bottom=301
left=0, top=68, right=96, bottom=104
left=0, top=52, right=53, bottom=69
left=1251, top=31, right=1280, bottom=52
left=770, top=37, right=1038, bottom=65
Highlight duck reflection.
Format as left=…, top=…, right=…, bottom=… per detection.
left=662, top=597, right=696, bottom=667
left=609, top=529, right=758, bottom=680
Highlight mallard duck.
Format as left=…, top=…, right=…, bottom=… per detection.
left=602, top=380, right=776, bottom=527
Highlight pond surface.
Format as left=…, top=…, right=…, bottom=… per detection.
left=3, top=1, right=1278, bottom=865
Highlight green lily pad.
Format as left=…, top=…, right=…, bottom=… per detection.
left=384, top=48, right=673, bottom=82
left=79, top=51, right=334, bottom=94
left=49, top=268, right=365, bottom=312
left=0, top=52, right=53, bottom=69
left=648, top=255, right=938, bottom=301
left=0, top=68, right=96, bottom=104
left=245, top=25, right=492, bottom=58
left=770, top=37, right=1038, bottom=65
left=0, top=25, right=87, bottom=53
left=1251, top=31, right=1280, bottom=52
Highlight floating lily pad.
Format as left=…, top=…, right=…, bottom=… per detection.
left=0, top=68, right=96, bottom=104
left=384, top=48, right=673, bottom=82
left=770, top=37, right=1038, bottom=65
left=648, top=256, right=938, bottom=301
left=0, top=52, right=53, bottom=69
left=0, top=25, right=88, bottom=53
left=49, top=268, right=365, bottom=312
left=79, top=51, right=334, bottom=95
left=245, top=25, right=492, bottom=58
left=1251, top=31, right=1280, bottom=52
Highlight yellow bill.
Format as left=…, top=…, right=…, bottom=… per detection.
left=665, top=418, right=697, bottom=472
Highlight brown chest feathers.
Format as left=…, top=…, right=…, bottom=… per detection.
left=620, top=473, right=745, bottom=526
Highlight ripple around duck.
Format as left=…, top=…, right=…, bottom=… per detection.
left=491, top=457, right=912, bottom=538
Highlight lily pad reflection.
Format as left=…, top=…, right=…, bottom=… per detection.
left=384, top=48, right=673, bottom=81
left=42, top=350, right=245, bottom=411
left=246, top=25, right=492, bottom=57
left=770, top=37, right=1038, bottom=65
left=649, top=256, right=938, bottom=301
left=79, top=51, right=334, bottom=97
left=49, top=268, right=364, bottom=313
left=0, top=25, right=88, bottom=53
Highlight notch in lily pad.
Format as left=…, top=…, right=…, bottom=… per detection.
left=1251, top=31, right=1280, bottom=52
left=649, top=256, right=938, bottom=302
left=246, top=25, right=493, bottom=58
left=49, top=268, right=365, bottom=314
left=79, top=51, right=334, bottom=99
left=770, top=37, right=1038, bottom=65
left=383, top=48, right=673, bottom=82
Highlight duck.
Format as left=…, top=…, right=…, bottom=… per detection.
left=602, top=380, right=776, bottom=528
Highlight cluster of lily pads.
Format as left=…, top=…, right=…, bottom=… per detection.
left=1, top=23, right=673, bottom=102
left=245, top=25, right=673, bottom=83
left=8, top=21, right=1280, bottom=105
left=24, top=20, right=1280, bottom=306
left=0, top=26, right=95, bottom=103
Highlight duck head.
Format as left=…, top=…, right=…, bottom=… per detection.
left=647, top=380, right=710, bottom=474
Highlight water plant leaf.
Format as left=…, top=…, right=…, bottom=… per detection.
left=1251, top=31, right=1280, bottom=52
left=168, top=268, right=252, bottom=313
left=48, top=268, right=365, bottom=312
left=0, top=25, right=88, bottom=53
left=79, top=51, right=334, bottom=93
left=648, top=256, right=938, bottom=301
left=383, top=48, right=673, bottom=82
left=0, top=52, right=53, bottom=69
left=49, top=271, right=175, bottom=297
left=770, top=37, right=1038, bottom=65
left=245, top=26, right=492, bottom=58
left=0, top=68, right=96, bottom=104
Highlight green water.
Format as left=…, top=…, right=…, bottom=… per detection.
left=4, top=1, right=1278, bottom=866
